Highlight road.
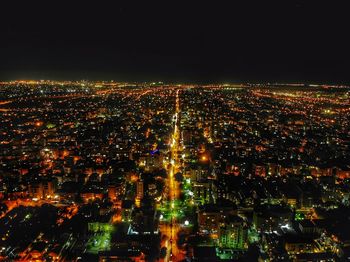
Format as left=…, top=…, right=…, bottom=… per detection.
left=161, top=89, right=185, bottom=262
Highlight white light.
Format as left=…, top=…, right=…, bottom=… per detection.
left=281, top=223, right=292, bottom=230
left=184, top=220, right=189, bottom=226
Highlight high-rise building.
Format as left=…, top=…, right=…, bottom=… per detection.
left=136, top=180, right=144, bottom=200
left=29, top=183, right=44, bottom=199
left=43, top=180, right=55, bottom=197
left=219, top=215, right=248, bottom=250
left=108, top=185, right=117, bottom=201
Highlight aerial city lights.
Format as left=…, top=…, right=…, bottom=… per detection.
left=0, top=81, right=349, bottom=261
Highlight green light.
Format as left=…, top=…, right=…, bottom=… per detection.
left=46, top=123, right=56, bottom=129
left=88, top=222, right=114, bottom=233
left=295, top=212, right=305, bottom=221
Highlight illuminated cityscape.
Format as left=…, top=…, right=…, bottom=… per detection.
left=1, top=2, right=350, bottom=261
left=0, top=81, right=349, bottom=261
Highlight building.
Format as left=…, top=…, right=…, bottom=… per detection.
left=253, top=204, right=293, bottom=232
left=28, top=180, right=55, bottom=199
left=136, top=180, right=144, bottom=200
left=219, top=215, right=248, bottom=250
left=198, top=202, right=237, bottom=236
left=108, top=185, right=117, bottom=201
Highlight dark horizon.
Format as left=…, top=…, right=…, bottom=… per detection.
left=1, top=1, right=349, bottom=84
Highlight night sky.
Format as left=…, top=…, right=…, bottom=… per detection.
left=0, top=1, right=349, bottom=83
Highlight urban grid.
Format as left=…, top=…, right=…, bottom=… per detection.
left=0, top=81, right=349, bottom=261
